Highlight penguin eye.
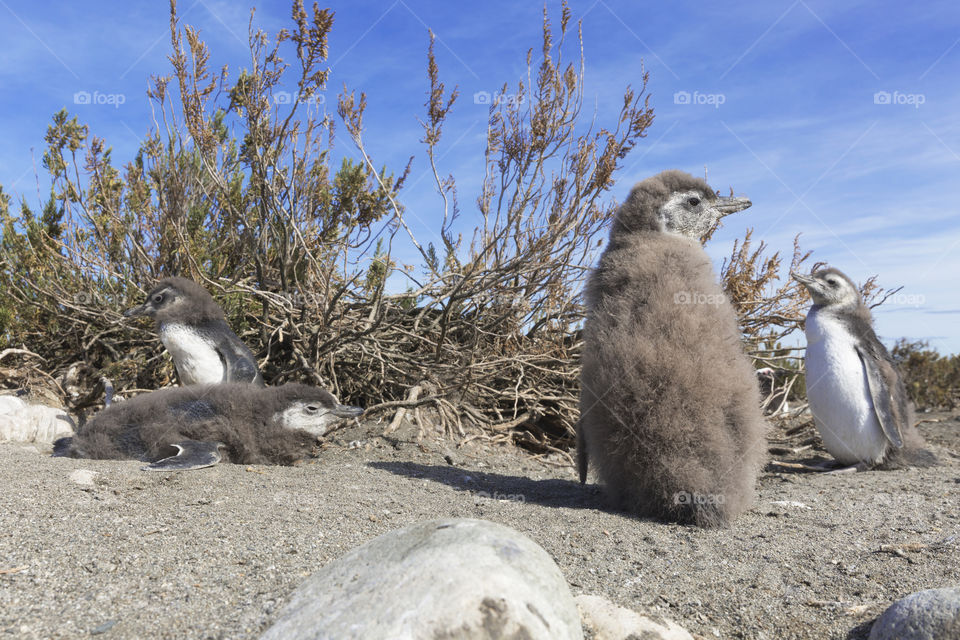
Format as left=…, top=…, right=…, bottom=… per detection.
left=153, top=293, right=164, bottom=304
left=305, top=405, right=319, bottom=414
left=826, top=279, right=839, bottom=288
left=687, top=197, right=701, bottom=207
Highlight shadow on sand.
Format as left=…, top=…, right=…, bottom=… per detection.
left=368, top=460, right=604, bottom=511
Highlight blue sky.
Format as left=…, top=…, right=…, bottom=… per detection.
left=2, top=0, right=959, bottom=354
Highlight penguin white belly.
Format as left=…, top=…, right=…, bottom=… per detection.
left=159, top=324, right=225, bottom=385
left=804, top=313, right=889, bottom=465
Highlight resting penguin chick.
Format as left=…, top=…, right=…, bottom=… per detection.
left=578, top=169, right=765, bottom=528
left=124, top=277, right=264, bottom=386
left=52, top=383, right=363, bottom=470
left=792, top=268, right=935, bottom=469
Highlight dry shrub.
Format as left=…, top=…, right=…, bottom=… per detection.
left=0, top=2, right=653, bottom=456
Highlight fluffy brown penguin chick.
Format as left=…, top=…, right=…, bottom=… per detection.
left=578, top=169, right=766, bottom=527
left=53, top=383, right=363, bottom=470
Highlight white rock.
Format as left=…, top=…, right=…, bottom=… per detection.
left=0, top=395, right=26, bottom=415
left=770, top=500, right=811, bottom=510
left=69, top=470, right=99, bottom=486
left=869, top=587, right=960, bottom=640
left=0, top=400, right=75, bottom=445
left=576, top=594, right=694, bottom=640
left=261, top=518, right=583, bottom=640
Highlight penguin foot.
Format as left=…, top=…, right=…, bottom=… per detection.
left=768, top=459, right=869, bottom=473
left=825, top=463, right=870, bottom=474
left=768, top=460, right=838, bottom=473
left=142, top=440, right=222, bottom=471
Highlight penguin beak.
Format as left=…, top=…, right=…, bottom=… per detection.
left=713, top=196, right=752, bottom=218
left=123, top=304, right=150, bottom=318
left=333, top=404, right=364, bottom=419
left=791, top=272, right=822, bottom=296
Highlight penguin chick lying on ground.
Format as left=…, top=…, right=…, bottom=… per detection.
left=793, top=268, right=936, bottom=470
left=53, top=383, right=363, bottom=470
left=124, top=277, right=264, bottom=386
left=578, top=169, right=766, bottom=528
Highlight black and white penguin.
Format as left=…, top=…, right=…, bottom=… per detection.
left=124, top=277, right=264, bottom=386
left=578, top=170, right=766, bottom=527
left=53, top=383, right=364, bottom=470
left=756, top=367, right=791, bottom=415
left=792, top=268, right=935, bottom=469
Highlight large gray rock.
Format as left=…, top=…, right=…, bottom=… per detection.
left=576, top=595, right=693, bottom=640
left=869, top=587, right=960, bottom=640
left=0, top=395, right=75, bottom=446
left=261, top=518, right=583, bottom=640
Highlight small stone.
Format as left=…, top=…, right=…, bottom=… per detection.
left=91, top=620, right=117, bottom=635
left=770, top=500, right=811, bottom=510
left=70, top=470, right=99, bottom=486
left=576, top=594, right=693, bottom=640
left=869, top=587, right=960, bottom=640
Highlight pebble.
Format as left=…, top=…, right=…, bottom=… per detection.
left=91, top=620, right=117, bottom=635
left=69, top=470, right=99, bottom=486
left=576, top=594, right=694, bottom=640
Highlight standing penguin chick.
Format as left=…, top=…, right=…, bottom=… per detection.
left=125, top=277, right=264, bottom=386
left=792, top=268, right=935, bottom=469
left=578, top=169, right=765, bottom=527
left=53, top=383, right=364, bottom=470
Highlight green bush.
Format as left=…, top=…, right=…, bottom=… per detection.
left=892, top=339, right=960, bottom=410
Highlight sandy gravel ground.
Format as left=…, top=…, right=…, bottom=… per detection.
left=1, top=414, right=957, bottom=640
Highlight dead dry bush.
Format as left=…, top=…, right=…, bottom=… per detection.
left=0, top=2, right=652, bottom=456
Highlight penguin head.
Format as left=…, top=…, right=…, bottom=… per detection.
left=612, top=170, right=751, bottom=241
left=124, top=277, right=225, bottom=326
left=270, top=384, right=364, bottom=437
left=655, top=189, right=753, bottom=238
left=791, top=268, right=861, bottom=309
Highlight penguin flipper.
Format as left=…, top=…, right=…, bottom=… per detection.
left=142, top=440, right=222, bottom=471
left=217, top=341, right=263, bottom=386
left=854, top=344, right=904, bottom=448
